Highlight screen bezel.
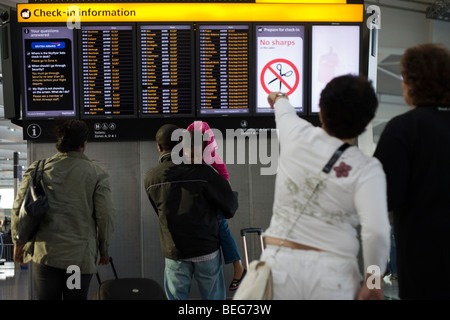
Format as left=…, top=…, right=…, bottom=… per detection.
left=308, top=22, right=363, bottom=115
left=78, top=22, right=138, bottom=119
left=20, top=23, right=78, bottom=120
left=137, top=22, right=195, bottom=118
left=253, top=22, right=307, bottom=116
left=195, top=22, right=252, bottom=118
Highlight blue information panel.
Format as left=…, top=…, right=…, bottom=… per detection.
left=22, top=26, right=76, bottom=119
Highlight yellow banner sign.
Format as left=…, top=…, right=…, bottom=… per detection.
left=17, top=3, right=363, bottom=23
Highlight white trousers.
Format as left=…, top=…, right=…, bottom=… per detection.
left=261, top=245, right=362, bottom=300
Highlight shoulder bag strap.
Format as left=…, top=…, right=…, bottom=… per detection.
left=31, top=160, right=41, bottom=188
left=322, top=143, right=351, bottom=173
left=32, top=159, right=46, bottom=188
left=37, top=159, right=46, bottom=190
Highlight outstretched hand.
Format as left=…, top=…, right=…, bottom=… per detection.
left=267, top=92, right=279, bottom=109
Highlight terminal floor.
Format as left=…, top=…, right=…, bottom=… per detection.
left=1, top=265, right=399, bottom=300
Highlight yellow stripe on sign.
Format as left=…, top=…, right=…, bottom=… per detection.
left=17, top=3, right=363, bottom=23
left=255, top=0, right=347, bottom=3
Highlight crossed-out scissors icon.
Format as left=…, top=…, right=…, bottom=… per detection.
left=268, top=63, right=293, bottom=91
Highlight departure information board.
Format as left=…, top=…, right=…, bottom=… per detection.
left=139, top=24, right=194, bottom=117
left=80, top=25, right=136, bottom=118
left=22, top=26, right=76, bottom=119
left=198, top=25, right=250, bottom=116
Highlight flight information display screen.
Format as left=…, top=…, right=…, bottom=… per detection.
left=138, top=24, right=194, bottom=117
left=80, top=25, right=136, bottom=118
left=310, top=25, right=360, bottom=114
left=197, top=24, right=250, bottom=116
left=22, top=26, right=76, bottom=119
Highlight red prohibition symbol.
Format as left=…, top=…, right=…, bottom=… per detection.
left=261, top=58, right=300, bottom=95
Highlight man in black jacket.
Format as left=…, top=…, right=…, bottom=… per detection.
left=144, top=124, right=238, bottom=300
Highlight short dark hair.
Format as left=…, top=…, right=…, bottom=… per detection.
left=55, top=118, right=89, bottom=153
left=155, top=124, right=180, bottom=152
left=319, top=74, right=378, bottom=139
left=401, top=43, right=450, bottom=106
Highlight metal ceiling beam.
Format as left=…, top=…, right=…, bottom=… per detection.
left=426, top=0, right=450, bottom=21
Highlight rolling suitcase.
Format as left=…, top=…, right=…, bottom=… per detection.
left=233, top=227, right=272, bottom=300
left=93, top=257, right=167, bottom=300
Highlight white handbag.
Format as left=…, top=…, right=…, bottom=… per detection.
left=232, top=260, right=273, bottom=300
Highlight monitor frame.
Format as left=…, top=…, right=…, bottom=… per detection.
left=195, top=22, right=252, bottom=118
left=253, top=22, right=307, bottom=116
left=308, top=22, right=363, bottom=115
left=20, top=23, right=78, bottom=120
left=137, top=22, right=195, bottom=118
left=78, top=22, right=138, bottom=119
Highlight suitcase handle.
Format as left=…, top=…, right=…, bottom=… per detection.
left=96, top=256, right=118, bottom=284
left=240, top=227, right=263, bottom=237
left=240, top=227, right=264, bottom=270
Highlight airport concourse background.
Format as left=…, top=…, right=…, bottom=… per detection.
left=1, top=1, right=449, bottom=300
left=28, top=136, right=276, bottom=299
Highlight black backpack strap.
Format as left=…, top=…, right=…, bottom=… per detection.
left=322, top=143, right=351, bottom=174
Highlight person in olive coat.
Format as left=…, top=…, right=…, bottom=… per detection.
left=11, top=118, right=116, bottom=300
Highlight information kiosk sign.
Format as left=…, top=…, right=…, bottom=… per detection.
left=22, top=26, right=76, bottom=119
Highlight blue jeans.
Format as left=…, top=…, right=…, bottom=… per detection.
left=164, top=252, right=225, bottom=300
left=217, top=211, right=241, bottom=264
left=386, top=229, right=397, bottom=277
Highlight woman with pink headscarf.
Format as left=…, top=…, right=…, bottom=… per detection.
left=187, top=121, right=246, bottom=291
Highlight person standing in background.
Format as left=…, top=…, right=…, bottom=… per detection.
left=374, top=43, right=450, bottom=300
left=187, top=121, right=246, bottom=291
left=11, top=118, right=116, bottom=300
left=144, top=124, right=238, bottom=300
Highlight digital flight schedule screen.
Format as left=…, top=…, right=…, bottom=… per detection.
left=138, top=24, right=194, bottom=117
left=22, top=26, right=76, bottom=119
left=80, top=25, right=136, bottom=118
left=197, top=24, right=250, bottom=116
left=310, top=25, right=360, bottom=114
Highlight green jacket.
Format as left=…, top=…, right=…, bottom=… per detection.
left=11, top=151, right=116, bottom=274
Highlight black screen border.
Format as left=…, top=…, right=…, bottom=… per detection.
left=308, top=22, right=363, bottom=115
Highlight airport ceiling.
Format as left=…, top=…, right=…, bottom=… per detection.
left=0, top=0, right=446, bottom=189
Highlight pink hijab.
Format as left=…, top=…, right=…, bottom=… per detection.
left=186, top=121, right=229, bottom=180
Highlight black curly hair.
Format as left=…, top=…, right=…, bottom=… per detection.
left=319, top=74, right=378, bottom=139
